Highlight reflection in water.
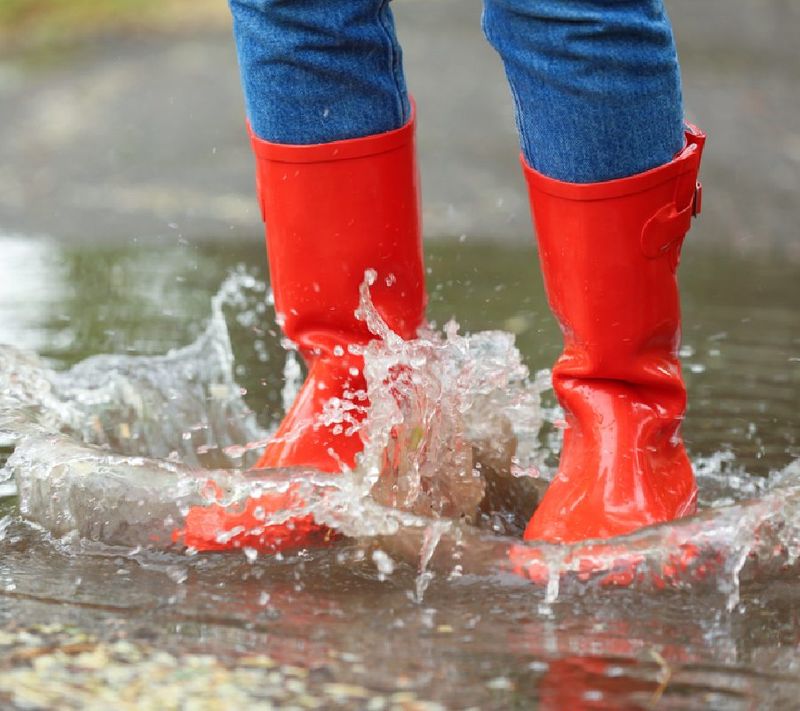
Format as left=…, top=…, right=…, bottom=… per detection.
left=0, top=235, right=799, bottom=707
left=0, top=235, right=67, bottom=354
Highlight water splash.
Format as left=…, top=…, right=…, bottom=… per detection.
left=0, top=269, right=265, bottom=470
left=413, top=521, right=452, bottom=603
left=1, top=270, right=798, bottom=606
left=505, top=457, right=800, bottom=601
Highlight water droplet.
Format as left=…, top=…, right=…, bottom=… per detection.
left=372, top=549, right=396, bottom=578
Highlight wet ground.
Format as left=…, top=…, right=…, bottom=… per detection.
left=1, top=236, right=799, bottom=709
left=1, top=1, right=799, bottom=708
left=0, top=0, right=799, bottom=256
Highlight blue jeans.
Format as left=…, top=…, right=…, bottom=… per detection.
left=229, top=0, right=684, bottom=183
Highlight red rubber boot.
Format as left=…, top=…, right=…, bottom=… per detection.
left=180, top=113, right=426, bottom=553
left=252, top=113, right=426, bottom=472
left=523, top=126, right=705, bottom=545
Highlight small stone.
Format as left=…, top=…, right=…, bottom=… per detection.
left=391, top=691, right=418, bottom=703
left=73, top=646, right=110, bottom=670
left=239, top=655, right=276, bottom=668
left=322, top=683, right=370, bottom=699
left=284, top=665, right=309, bottom=678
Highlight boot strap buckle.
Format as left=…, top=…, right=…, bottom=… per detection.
left=641, top=180, right=703, bottom=259
left=692, top=181, right=702, bottom=218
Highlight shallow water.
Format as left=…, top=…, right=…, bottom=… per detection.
left=0, top=233, right=799, bottom=709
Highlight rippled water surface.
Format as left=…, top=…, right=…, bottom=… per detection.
left=1, top=233, right=798, bottom=709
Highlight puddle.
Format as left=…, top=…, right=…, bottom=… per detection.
left=0, top=233, right=798, bottom=708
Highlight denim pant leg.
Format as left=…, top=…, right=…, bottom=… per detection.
left=482, top=0, right=685, bottom=183
left=229, top=0, right=410, bottom=144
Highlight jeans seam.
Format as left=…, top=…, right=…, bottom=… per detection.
left=376, top=0, right=407, bottom=126
left=482, top=6, right=532, bottom=164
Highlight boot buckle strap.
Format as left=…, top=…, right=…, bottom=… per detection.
left=641, top=180, right=702, bottom=259
left=692, top=181, right=702, bottom=217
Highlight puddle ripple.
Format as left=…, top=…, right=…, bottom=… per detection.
left=1, top=272, right=798, bottom=607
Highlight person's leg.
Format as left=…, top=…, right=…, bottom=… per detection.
left=229, top=0, right=410, bottom=143
left=483, top=0, right=704, bottom=544
left=482, top=0, right=685, bottom=182
left=183, top=0, right=427, bottom=553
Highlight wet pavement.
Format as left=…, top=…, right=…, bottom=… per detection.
left=0, top=0, right=798, bottom=255
left=1, top=1, right=799, bottom=709
left=1, top=235, right=799, bottom=709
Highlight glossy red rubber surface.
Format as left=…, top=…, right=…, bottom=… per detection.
left=181, top=114, right=426, bottom=553
left=253, top=110, right=426, bottom=471
left=523, top=126, right=706, bottom=545
left=181, top=483, right=335, bottom=553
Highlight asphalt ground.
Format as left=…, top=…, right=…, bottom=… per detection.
left=0, top=0, right=798, bottom=259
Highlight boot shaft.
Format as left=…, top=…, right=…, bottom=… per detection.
left=522, top=127, right=705, bottom=543
left=249, top=113, right=427, bottom=359
left=524, top=126, right=705, bottom=389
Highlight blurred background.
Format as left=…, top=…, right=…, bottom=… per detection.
left=1, top=4, right=799, bottom=708
left=1, top=0, right=799, bottom=257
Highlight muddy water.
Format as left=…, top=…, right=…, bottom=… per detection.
left=1, top=233, right=799, bottom=709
